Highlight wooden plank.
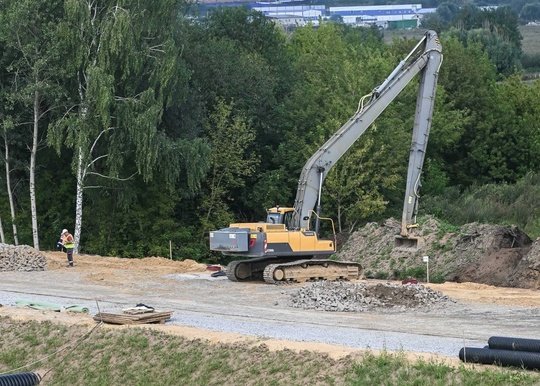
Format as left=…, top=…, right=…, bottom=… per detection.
left=93, top=311, right=173, bottom=325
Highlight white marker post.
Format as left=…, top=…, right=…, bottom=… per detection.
left=422, top=255, right=430, bottom=283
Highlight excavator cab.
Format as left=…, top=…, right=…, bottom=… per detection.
left=266, top=207, right=294, bottom=227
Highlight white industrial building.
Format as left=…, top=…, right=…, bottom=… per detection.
left=251, top=4, right=324, bottom=26
left=327, top=4, right=423, bottom=28
left=201, top=2, right=435, bottom=29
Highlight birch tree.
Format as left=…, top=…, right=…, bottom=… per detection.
left=0, top=0, right=64, bottom=249
left=0, top=47, right=18, bottom=245
left=1, top=124, right=19, bottom=245
left=0, top=216, right=4, bottom=243
left=49, top=0, right=194, bottom=253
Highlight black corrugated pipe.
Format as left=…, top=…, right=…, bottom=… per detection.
left=459, top=347, right=540, bottom=370
left=488, top=336, right=540, bottom=353
left=0, top=372, right=41, bottom=386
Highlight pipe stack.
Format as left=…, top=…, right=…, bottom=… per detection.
left=459, top=336, right=540, bottom=370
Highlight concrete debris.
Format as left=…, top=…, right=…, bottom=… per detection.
left=289, top=281, right=453, bottom=312
left=0, top=244, right=47, bottom=272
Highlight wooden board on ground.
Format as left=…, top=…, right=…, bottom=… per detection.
left=93, top=311, right=172, bottom=325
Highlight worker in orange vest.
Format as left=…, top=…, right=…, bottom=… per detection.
left=59, top=229, right=75, bottom=267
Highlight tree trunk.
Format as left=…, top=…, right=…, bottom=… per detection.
left=0, top=216, right=5, bottom=243
left=3, top=128, right=19, bottom=245
left=30, top=89, right=40, bottom=250
left=337, top=201, right=342, bottom=234
left=74, top=149, right=84, bottom=254
left=73, top=73, right=88, bottom=256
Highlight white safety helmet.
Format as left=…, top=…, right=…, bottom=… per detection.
left=61, top=229, right=68, bottom=235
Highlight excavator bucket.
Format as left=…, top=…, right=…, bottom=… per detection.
left=394, top=235, right=423, bottom=249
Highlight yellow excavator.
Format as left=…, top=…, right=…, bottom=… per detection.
left=209, top=30, right=443, bottom=283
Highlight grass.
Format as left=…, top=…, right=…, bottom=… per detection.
left=382, top=29, right=425, bottom=44
left=520, top=25, right=540, bottom=56
left=0, top=317, right=538, bottom=385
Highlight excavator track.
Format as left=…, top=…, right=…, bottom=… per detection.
left=262, top=259, right=363, bottom=284
left=226, top=256, right=301, bottom=282
left=225, top=260, right=243, bottom=282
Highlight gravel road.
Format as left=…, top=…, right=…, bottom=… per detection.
left=1, top=269, right=538, bottom=358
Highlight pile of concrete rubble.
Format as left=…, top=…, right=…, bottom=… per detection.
left=289, top=281, right=453, bottom=312
left=0, top=244, right=47, bottom=272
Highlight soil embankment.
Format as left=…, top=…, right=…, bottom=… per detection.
left=336, top=217, right=539, bottom=289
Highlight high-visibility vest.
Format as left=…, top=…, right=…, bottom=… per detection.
left=63, top=234, right=75, bottom=249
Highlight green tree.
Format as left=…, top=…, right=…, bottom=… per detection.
left=48, top=0, right=201, bottom=253
left=0, top=0, right=64, bottom=249
left=520, top=2, right=540, bottom=21
left=469, top=76, right=540, bottom=182
left=271, top=23, right=405, bottom=231
left=199, top=100, right=259, bottom=232
left=184, top=7, right=292, bottom=220
left=463, top=28, right=522, bottom=76
left=437, top=37, right=497, bottom=185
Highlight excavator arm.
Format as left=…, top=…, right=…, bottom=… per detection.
left=291, top=30, right=443, bottom=236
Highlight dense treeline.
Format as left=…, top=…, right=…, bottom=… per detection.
left=0, top=1, right=538, bottom=260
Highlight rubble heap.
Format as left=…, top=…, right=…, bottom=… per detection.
left=0, top=244, right=47, bottom=272
left=289, top=281, right=452, bottom=312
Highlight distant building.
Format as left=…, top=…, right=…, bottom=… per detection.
left=251, top=4, right=324, bottom=26
left=327, top=4, right=423, bottom=29
left=199, top=1, right=435, bottom=30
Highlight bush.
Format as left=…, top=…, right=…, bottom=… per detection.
left=423, top=172, right=540, bottom=238
left=521, top=53, right=540, bottom=70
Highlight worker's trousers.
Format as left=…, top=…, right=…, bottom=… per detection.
left=66, top=248, right=74, bottom=266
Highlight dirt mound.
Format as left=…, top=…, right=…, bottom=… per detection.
left=43, top=251, right=208, bottom=286
left=507, top=238, right=540, bottom=289
left=45, top=252, right=207, bottom=272
left=0, top=244, right=47, bottom=271
left=289, top=281, right=452, bottom=312
left=335, top=217, right=538, bottom=289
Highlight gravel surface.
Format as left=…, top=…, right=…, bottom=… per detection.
left=166, top=311, right=481, bottom=357
left=1, top=268, right=538, bottom=359
left=0, top=287, right=493, bottom=358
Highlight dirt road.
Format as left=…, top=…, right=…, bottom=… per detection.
left=1, top=252, right=538, bottom=360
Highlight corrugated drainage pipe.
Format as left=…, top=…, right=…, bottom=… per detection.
left=488, top=336, right=540, bottom=353
left=459, top=347, right=540, bottom=370
left=0, top=372, right=41, bottom=386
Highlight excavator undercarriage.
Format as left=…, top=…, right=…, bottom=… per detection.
left=226, top=257, right=362, bottom=284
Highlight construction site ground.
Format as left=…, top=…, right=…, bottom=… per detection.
left=1, top=252, right=539, bottom=364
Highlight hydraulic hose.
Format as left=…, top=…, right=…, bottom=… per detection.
left=459, top=347, right=540, bottom=370
left=488, top=336, right=540, bottom=353
left=0, top=372, right=41, bottom=386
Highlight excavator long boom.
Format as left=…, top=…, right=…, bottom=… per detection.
left=291, top=30, right=443, bottom=234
